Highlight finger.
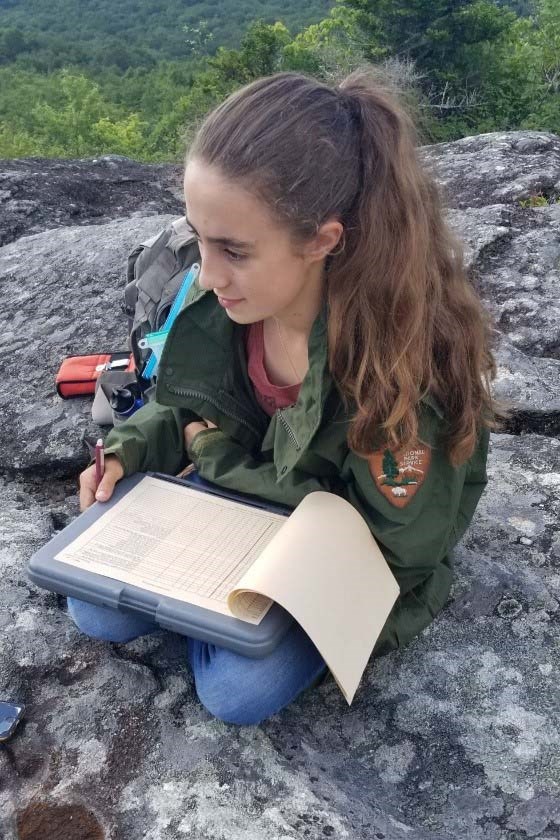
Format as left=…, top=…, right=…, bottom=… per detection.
left=95, top=456, right=124, bottom=502
left=204, top=420, right=218, bottom=429
left=184, top=421, right=208, bottom=448
left=79, top=468, right=97, bottom=512
left=185, top=421, right=207, bottom=433
left=94, top=475, right=116, bottom=503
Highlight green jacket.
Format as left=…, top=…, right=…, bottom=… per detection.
left=104, top=282, right=489, bottom=654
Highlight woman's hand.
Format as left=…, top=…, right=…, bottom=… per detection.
left=79, top=454, right=124, bottom=511
left=184, top=419, right=218, bottom=450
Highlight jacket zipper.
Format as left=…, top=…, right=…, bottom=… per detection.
left=277, top=409, right=302, bottom=451
left=165, top=384, right=263, bottom=439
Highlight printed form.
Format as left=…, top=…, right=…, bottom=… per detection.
left=55, top=476, right=287, bottom=623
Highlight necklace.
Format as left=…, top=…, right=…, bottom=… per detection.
left=273, top=316, right=305, bottom=384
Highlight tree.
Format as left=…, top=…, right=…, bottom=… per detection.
left=283, top=3, right=368, bottom=79
left=339, top=0, right=517, bottom=94
left=480, top=0, right=560, bottom=133
left=237, top=20, right=291, bottom=77
left=30, top=71, right=145, bottom=157
left=382, top=450, right=400, bottom=483
left=183, top=21, right=214, bottom=59
left=0, top=28, right=30, bottom=63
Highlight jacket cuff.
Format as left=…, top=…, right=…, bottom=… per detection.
left=187, top=427, right=226, bottom=463
left=102, top=444, right=132, bottom=475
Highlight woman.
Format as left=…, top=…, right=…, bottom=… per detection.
left=71, top=70, right=496, bottom=724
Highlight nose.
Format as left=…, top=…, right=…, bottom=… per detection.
left=197, top=253, right=229, bottom=293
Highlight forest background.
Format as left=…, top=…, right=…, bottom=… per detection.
left=0, top=0, right=558, bottom=161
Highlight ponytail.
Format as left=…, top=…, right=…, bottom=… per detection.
left=190, top=69, right=497, bottom=465
left=327, top=71, right=496, bottom=463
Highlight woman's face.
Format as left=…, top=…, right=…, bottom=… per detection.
left=183, top=159, right=339, bottom=326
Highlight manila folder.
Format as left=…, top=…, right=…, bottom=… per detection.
left=228, top=491, right=400, bottom=704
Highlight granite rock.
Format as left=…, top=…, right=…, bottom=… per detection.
left=1, top=434, right=559, bottom=839
left=491, top=335, right=560, bottom=436
left=1, top=136, right=560, bottom=838
left=474, top=201, right=560, bottom=434
left=475, top=204, right=560, bottom=360
left=428, top=134, right=560, bottom=434
left=0, top=157, right=183, bottom=247
left=421, top=130, right=560, bottom=210
left=0, top=215, right=177, bottom=474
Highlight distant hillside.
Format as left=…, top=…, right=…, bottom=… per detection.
left=1, top=0, right=556, bottom=161
left=0, top=0, right=333, bottom=68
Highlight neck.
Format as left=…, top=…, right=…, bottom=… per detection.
left=270, top=262, right=325, bottom=341
left=260, top=262, right=325, bottom=387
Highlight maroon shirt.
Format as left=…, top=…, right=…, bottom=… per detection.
left=245, top=321, right=301, bottom=416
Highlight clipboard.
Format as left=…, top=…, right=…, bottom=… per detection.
left=27, top=472, right=294, bottom=657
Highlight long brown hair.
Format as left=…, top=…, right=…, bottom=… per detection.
left=189, top=69, right=497, bottom=466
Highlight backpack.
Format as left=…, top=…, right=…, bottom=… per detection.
left=86, top=216, right=199, bottom=429
left=123, top=216, right=200, bottom=388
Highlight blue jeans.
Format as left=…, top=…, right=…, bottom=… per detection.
left=67, top=597, right=327, bottom=725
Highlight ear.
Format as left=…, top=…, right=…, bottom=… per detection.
left=303, top=219, right=344, bottom=264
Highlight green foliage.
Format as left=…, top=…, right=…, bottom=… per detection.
left=339, top=0, right=517, bottom=91
left=283, top=4, right=367, bottom=77
left=0, top=0, right=332, bottom=69
left=469, top=0, right=560, bottom=135
left=183, top=21, right=214, bottom=59
left=0, top=125, right=36, bottom=157
left=0, top=70, right=145, bottom=158
left=0, top=27, right=34, bottom=62
left=518, top=193, right=558, bottom=207
left=124, top=21, right=290, bottom=160
left=0, top=0, right=558, bottom=161
left=337, top=0, right=559, bottom=139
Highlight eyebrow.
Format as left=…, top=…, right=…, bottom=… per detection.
left=185, top=215, right=254, bottom=251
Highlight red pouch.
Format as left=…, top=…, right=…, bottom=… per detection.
left=56, top=353, right=135, bottom=398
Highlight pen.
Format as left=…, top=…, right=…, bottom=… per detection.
left=95, top=438, right=105, bottom=487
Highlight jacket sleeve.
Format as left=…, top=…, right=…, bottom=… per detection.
left=188, top=428, right=328, bottom=507
left=340, top=425, right=489, bottom=595
left=189, top=417, right=489, bottom=595
left=452, top=427, right=490, bottom=544
left=103, top=400, right=198, bottom=476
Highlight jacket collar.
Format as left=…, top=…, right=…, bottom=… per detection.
left=157, top=286, right=334, bottom=474
left=158, top=284, right=444, bottom=478
left=258, top=304, right=333, bottom=471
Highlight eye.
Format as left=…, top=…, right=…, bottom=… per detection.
left=225, top=248, right=246, bottom=262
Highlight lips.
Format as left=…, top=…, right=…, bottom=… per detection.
left=217, top=295, right=244, bottom=308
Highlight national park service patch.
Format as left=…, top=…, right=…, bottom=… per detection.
left=368, top=444, right=431, bottom=508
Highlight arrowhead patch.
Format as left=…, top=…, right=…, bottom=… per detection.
left=368, top=444, right=431, bottom=508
